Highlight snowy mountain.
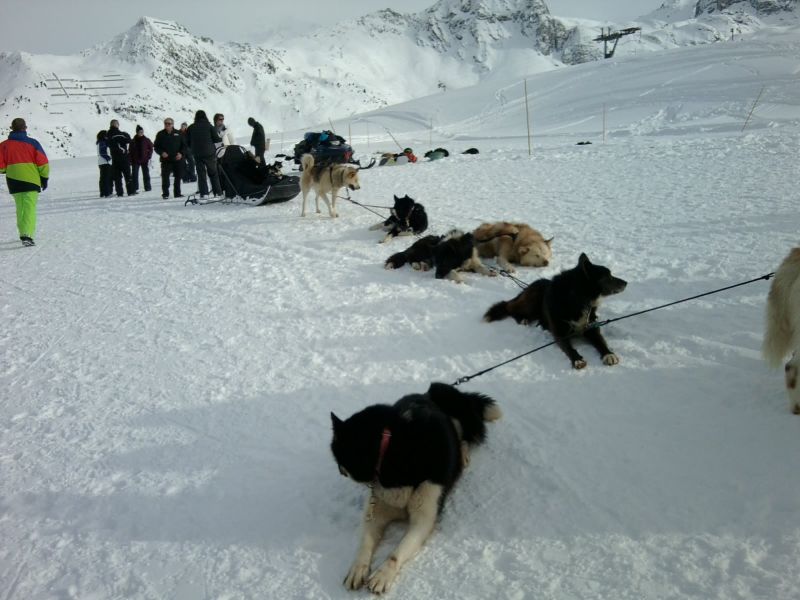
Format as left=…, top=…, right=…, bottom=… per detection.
left=0, top=0, right=797, bottom=158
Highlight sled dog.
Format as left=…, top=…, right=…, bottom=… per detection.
left=330, top=382, right=501, bottom=594
left=485, top=253, right=627, bottom=369
left=385, top=229, right=493, bottom=283
left=763, top=247, right=800, bottom=414
left=300, top=153, right=360, bottom=218
left=369, top=194, right=428, bottom=243
left=473, top=221, right=553, bottom=272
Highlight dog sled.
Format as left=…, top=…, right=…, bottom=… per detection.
left=292, top=130, right=375, bottom=170
left=185, top=145, right=300, bottom=207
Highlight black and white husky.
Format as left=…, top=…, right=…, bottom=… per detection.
left=330, top=382, right=501, bottom=594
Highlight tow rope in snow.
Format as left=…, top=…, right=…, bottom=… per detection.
left=453, top=271, right=776, bottom=386
left=336, top=191, right=391, bottom=220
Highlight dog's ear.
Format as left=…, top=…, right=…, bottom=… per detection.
left=331, top=412, right=343, bottom=431
left=519, top=246, right=529, bottom=255
left=545, top=237, right=554, bottom=246
left=578, top=253, right=591, bottom=269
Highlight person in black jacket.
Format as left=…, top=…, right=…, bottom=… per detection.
left=107, top=119, right=134, bottom=197
left=247, top=117, right=267, bottom=165
left=153, top=117, right=187, bottom=199
left=179, top=122, right=197, bottom=183
left=186, top=110, right=222, bottom=198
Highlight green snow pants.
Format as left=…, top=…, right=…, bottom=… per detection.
left=12, top=190, right=38, bottom=238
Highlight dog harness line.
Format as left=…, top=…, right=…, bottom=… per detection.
left=365, top=428, right=392, bottom=522
left=374, top=427, right=392, bottom=476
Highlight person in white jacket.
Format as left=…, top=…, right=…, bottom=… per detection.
left=213, top=113, right=235, bottom=146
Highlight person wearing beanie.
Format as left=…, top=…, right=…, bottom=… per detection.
left=0, top=117, right=49, bottom=246
left=130, top=125, right=153, bottom=193
left=247, top=116, right=267, bottom=165
left=186, top=110, right=222, bottom=198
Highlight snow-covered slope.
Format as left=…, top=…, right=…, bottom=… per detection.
left=0, top=0, right=797, bottom=158
left=1, top=25, right=799, bottom=600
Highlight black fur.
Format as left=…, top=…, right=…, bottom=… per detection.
left=330, top=383, right=499, bottom=499
left=461, top=148, right=479, bottom=154
left=485, top=253, right=627, bottom=368
left=385, top=230, right=480, bottom=280
left=432, top=232, right=475, bottom=279
left=380, top=195, right=429, bottom=239
left=385, top=234, right=443, bottom=270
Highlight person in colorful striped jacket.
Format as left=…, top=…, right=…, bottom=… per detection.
left=0, top=118, right=49, bottom=247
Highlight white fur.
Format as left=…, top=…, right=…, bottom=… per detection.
left=763, top=248, right=800, bottom=414
left=344, top=482, right=443, bottom=594
left=299, top=154, right=360, bottom=218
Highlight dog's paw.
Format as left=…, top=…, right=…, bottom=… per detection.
left=572, top=358, right=587, bottom=370
left=498, top=262, right=515, bottom=273
left=385, top=262, right=396, bottom=270
left=793, top=403, right=800, bottom=415
left=602, top=353, right=620, bottom=366
left=344, top=562, right=370, bottom=590
left=368, top=559, right=399, bottom=595
left=461, top=441, right=471, bottom=468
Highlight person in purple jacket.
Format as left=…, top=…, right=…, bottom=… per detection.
left=130, top=125, right=154, bottom=193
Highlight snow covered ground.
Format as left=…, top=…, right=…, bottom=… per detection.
left=2, top=28, right=800, bottom=600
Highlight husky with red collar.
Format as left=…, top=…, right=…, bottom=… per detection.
left=330, top=382, right=501, bottom=594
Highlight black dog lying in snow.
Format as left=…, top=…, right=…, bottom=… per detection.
left=385, top=230, right=493, bottom=283
left=369, top=195, right=428, bottom=243
left=330, top=382, right=501, bottom=593
left=484, top=253, right=627, bottom=368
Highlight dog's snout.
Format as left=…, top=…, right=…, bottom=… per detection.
left=542, top=259, right=549, bottom=267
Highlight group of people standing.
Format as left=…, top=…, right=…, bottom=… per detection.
left=95, top=112, right=266, bottom=200
left=0, top=112, right=265, bottom=248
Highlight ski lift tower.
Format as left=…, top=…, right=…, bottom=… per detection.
left=593, top=27, right=641, bottom=59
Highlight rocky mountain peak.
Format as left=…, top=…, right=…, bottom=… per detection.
left=694, top=0, right=798, bottom=16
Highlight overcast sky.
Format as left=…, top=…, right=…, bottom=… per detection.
left=0, top=0, right=652, bottom=54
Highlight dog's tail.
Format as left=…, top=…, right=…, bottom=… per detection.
left=484, top=280, right=547, bottom=324
left=484, top=300, right=511, bottom=322
left=385, top=252, right=407, bottom=270
left=763, top=248, right=800, bottom=366
left=427, top=382, right=501, bottom=446
left=301, top=153, right=315, bottom=172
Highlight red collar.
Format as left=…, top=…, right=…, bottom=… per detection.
left=374, top=427, right=392, bottom=478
